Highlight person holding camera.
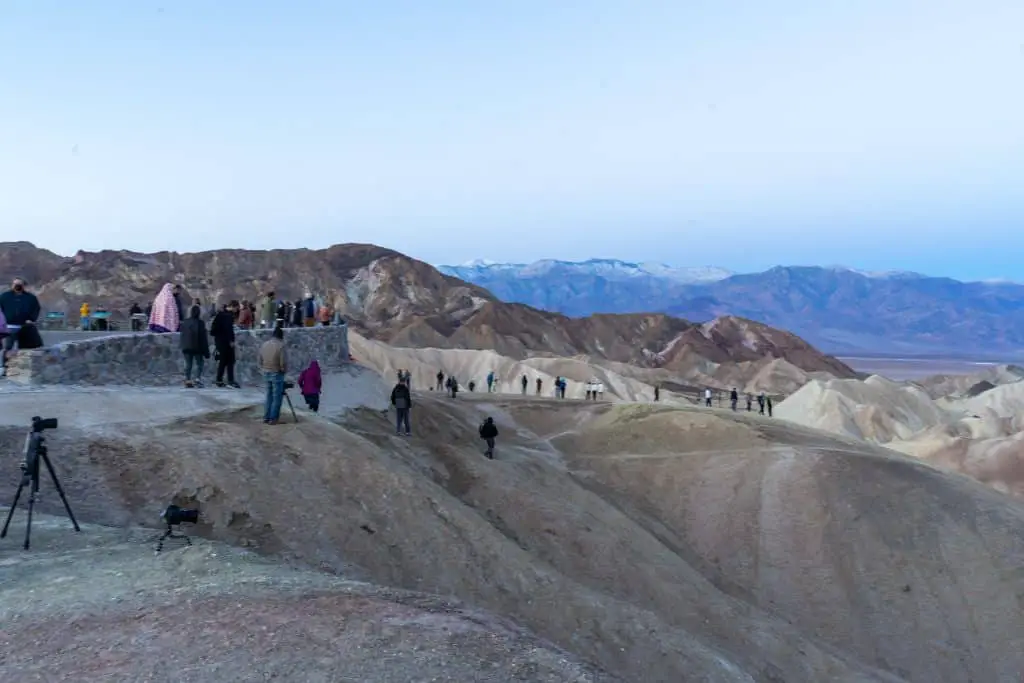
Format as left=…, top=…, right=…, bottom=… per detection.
left=259, top=326, right=288, bottom=424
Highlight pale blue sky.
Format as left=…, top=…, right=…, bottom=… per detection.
left=1, top=0, right=1022, bottom=280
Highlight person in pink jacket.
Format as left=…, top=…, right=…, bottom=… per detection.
left=297, top=359, right=322, bottom=413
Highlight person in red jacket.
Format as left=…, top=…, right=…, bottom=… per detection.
left=297, top=360, right=322, bottom=413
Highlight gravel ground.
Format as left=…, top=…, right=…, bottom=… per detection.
left=0, top=515, right=616, bottom=683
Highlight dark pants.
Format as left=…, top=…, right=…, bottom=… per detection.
left=705, top=398, right=712, bottom=407
left=731, top=399, right=737, bottom=411
left=484, top=437, right=495, bottom=458
left=303, top=393, right=320, bottom=412
left=395, top=407, right=410, bottom=434
left=183, top=353, right=205, bottom=381
left=215, top=345, right=236, bottom=384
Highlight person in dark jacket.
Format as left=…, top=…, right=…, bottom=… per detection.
left=479, top=416, right=498, bottom=459
left=730, top=388, right=739, bottom=411
left=390, top=379, right=412, bottom=436
left=179, top=305, right=210, bottom=387
left=291, top=300, right=303, bottom=327
left=0, top=278, right=42, bottom=373
left=210, top=301, right=239, bottom=388
left=171, top=284, right=185, bottom=324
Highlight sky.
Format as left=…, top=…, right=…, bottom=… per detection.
left=1, top=0, right=1023, bottom=281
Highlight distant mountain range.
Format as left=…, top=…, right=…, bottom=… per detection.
left=438, top=259, right=1024, bottom=357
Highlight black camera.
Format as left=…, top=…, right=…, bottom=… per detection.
left=31, top=417, right=58, bottom=432
left=161, top=505, right=199, bottom=526
left=284, top=380, right=295, bottom=390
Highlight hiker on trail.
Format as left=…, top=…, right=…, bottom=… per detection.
left=704, top=388, right=713, bottom=407
left=585, top=381, right=593, bottom=401
left=654, top=386, right=660, bottom=402
left=757, top=392, right=766, bottom=415
left=436, top=370, right=445, bottom=391
left=149, top=283, right=180, bottom=333
left=730, top=388, right=739, bottom=411
left=258, top=326, right=288, bottom=425
left=746, top=393, right=753, bottom=412
left=298, top=359, right=323, bottom=413
left=486, top=370, right=495, bottom=393
left=468, top=380, right=476, bottom=392
left=521, top=374, right=528, bottom=395
left=766, top=396, right=773, bottom=417
left=449, top=376, right=459, bottom=398
left=179, top=305, right=210, bottom=388
left=558, top=377, right=567, bottom=399
left=211, top=301, right=240, bottom=388
left=479, top=416, right=499, bottom=459
left=390, top=376, right=412, bottom=436
left=536, top=377, right=542, bottom=396
left=597, top=381, right=604, bottom=400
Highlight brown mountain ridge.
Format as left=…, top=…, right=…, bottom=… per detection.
left=0, top=241, right=856, bottom=378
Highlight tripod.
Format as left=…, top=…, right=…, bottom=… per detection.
left=155, top=522, right=193, bottom=553
left=2, top=429, right=81, bottom=550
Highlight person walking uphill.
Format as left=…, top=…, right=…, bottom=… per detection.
left=259, top=326, right=288, bottom=424
left=479, top=416, right=498, bottom=459
left=298, top=359, right=322, bottom=413
left=179, top=306, right=210, bottom=388
left=210, top=302, right=240, bottom=388
left=390, top=377, right=412, bottom=436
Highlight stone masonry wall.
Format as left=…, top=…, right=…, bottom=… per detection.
left=5, top=324, right=350, bottom=386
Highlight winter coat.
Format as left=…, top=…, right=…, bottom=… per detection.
left=390, top=382, right=411, bottom=409
left=210, top=310, right=236, bottom=348
left=298, top=360, right=322, bottom=396
left=479, top=420, right=498, bottom=439
left=0, top=289, right=41, bottom=326
left=179, top=317, right=210, bottom=357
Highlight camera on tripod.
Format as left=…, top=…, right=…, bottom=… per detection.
left=3, top=416, right=81, bottom=550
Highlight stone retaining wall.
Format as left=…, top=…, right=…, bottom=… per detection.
left=5, top=324, right=350, bottom=386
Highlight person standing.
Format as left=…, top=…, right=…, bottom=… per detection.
left=654, top=386, right=660, bottom=402
left=704, top=388, right=713, bottom=407
left=521, top=374, right=528, bottom=395
left=730, top=388, right=739, bottom=411
left=746, top=393, right=754, bottom=412
left=536, top=377, right=542, bottom=396
left=79, top=301, right=90, bottom=331
left=390, top=376, right=412, bottom=436
left=179, top=305, right=210, bottom=388
left=766, top=396, right=774, bottom=417
left=260, top=292, right=277, bottom=330
left=259, top=326, right=288, bottom=424
left=479, top=416, right=498, bottom=459
left=211, top=301, right=240, bottom=388
left=436, top=370, right=445, bottom=391
left=757, top=392, right=766, bottom=415
left=486, top=370, right=495, bottom=393
left=0, top=277, right=42, bottom=375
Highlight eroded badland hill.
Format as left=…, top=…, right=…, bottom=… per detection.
left=2, top=378, right=1023, bottom=683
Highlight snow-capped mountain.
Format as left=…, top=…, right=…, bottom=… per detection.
left=440, top=258, right=733, bottom=285
left=437, top=259, right=1024, bottom=355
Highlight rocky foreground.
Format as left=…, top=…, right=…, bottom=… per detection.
left=0, top=517, right=611, bottom=682
left=1, top=378, right=1023, bottom=682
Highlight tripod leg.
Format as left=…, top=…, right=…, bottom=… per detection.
left=285, top=393, right=297, bottom=422
left=1, top=481, right=25, bottom=539
left=156, top=528, right=172, bottom=553
left=41, top=453, right=81, bottom=532
left=23, top=485, right=37, bottom=550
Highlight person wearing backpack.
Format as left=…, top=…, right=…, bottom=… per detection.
left=479, top=416, right=498, bottom=459
left=390, top=378, right=412, bottom=436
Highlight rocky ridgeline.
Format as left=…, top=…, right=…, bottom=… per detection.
left=5, top=325, right=350, bottom=386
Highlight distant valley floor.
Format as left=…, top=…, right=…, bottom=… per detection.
left=838, top=356, right=1020, bottom=380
